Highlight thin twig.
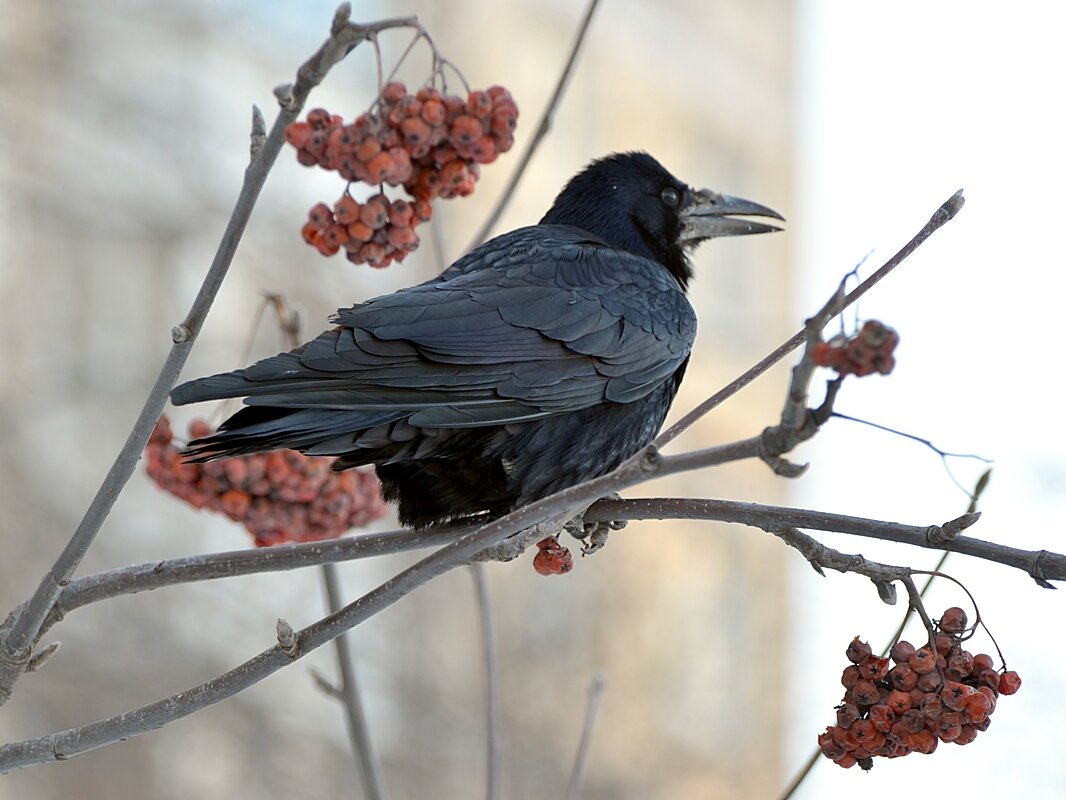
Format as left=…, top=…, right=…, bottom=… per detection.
left=565, top=673, right=606, bottom=800
left=654, top=190, right=965, bottom=449
left=470, top=564, right=501, bottom=800
left=321, top=563, right=389, bottom=800
left=466, top=0, right=602, bottom=250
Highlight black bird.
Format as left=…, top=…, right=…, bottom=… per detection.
left=171, top=152, right=782, bottom=528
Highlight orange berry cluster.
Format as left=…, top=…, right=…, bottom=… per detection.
left=813, top=320, right=899, bottom=377
left=285, top=82, right=518, bottom=267
left=145, top=415, right=387, bottom=547
left=819, top=607, right=1021, bottom=770
left=533, top=536, right=574, bottom=576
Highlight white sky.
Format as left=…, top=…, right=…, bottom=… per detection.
left=791, top=1, right=1066, bottom=796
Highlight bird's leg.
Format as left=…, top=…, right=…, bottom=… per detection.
left=565, top=494, right=628, bottom=556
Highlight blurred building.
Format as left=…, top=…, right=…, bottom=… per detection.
left=0, top=1, right=793, bottom=798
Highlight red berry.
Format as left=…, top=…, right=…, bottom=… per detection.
left=852, top=679, right=879, bottom=707
left=889, top=640, right=916, bottom=665
left=841, top=664, right=861, bottom=690
left=846, top=637, right=872, bottom=664
left=998, top=670, right=1022, bottom=695
left=885, top=689, right=911, bottom=715
left=935, top=711, right=963, bottom=743
left=354, top=137, right=381, bottom=162
left=359, top=196, right=390, bottom=230
left=962, top=692, right=993, bottom=725
left=868, top=704, right=895, bottom=734
left=972, top=653, right=995, bottom=673
left=421, top=99, right=446, bottom=126
left=941, top=681, right=974, bottom=712
left=919, top=691, right=943, bottom=719
left=939, top=606, right=968, bottom=634
left=450, top=114, right=484, bottom=146
left=859, top=655, right=890, bottom=681
left=908, top=648, right=937, bottom=675
left=308, top=202, right=334, bottom=228
left=381, top=81, right=407, bottom=105
left=836, top=702, right=861, bottom=728
left=888, top=663, right=919, bottom=691
left=364, top=153, right=395, bottom=184
left=333, top=196, right=361, bottom=225
left=532, top=537, right=573, bottom=575
left=284, top=121, right=312, bottom=149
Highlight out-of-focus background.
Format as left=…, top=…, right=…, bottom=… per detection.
left=0, top=1, right=1062, bottom=798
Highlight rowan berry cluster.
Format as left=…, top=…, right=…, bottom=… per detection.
left=145, top=415, right=387, bottom=547
left=813, top=320, right=899, bottom=377
left=285, top=82, right=518, bottom=267
left=819, top=607, right=1021, bottom=770
left=533, top=536, right=574, bottom=576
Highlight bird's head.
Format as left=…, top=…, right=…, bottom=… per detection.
left=540, top=151, right=783, bottom=288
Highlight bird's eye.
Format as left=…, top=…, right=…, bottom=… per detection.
left=660, top=187, right=680, bottom=207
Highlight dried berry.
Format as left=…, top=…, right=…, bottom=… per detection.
left=819, top=620, right=1021, bottom=770
left=283, top=82, right=518, bottom=267
left=145, top=415, right=387, bottom=546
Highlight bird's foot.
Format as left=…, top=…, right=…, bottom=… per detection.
left=565, top=495, right=627, bottom=555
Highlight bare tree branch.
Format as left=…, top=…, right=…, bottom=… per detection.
left=470, top=564, right=501, bottom=800
left=0, top=4, right=433, bottom=707
left=654, top=190, right=965, bottom=449
left=466, top=0, right=602, bottom=250
left=321, top=563, right=389, bottom=800
left=20, top=488, right=1062, bottom=653
left=565, top=673, right=606, bottom=800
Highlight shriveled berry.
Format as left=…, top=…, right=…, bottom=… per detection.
left=972, top=653, right=995, bottom=673
left=533, top=536, right=573, bottom=575
left=916, top=669, right=943, bottom=693
left=889, top=640, right=916, bottom=665
left=852, top=679, right=879, bottom=707
left=868, top=704, right=895, bottom=734
left=939, top=606, right=968, bottom=634
left=954, top=724, right=978, bottom=745
left=841, top=664, right=861, bottom=690
left=859, top=655, right=890, bottom=681
left=381, top=81, right=407, bottom=105
left=885, top=689, right=912, bottom=715
left=888, top=663, right=919, bottom=691
left=919, top=692, right=943, bottom=719
left=941, top=681, right=974, bottom=712
left=935, top=711, right=963, bottom=743
left=836, top=702, right=861, bottom=728
left=908, top=648, right=937, bottom=675
left=962, top=691, right=993, bottom=724
left=998, top=670, right=1022, bottom=695
left=907, top=728, right=938, bottom=754
left=934, top=633, right=957, bottom=656
left=846, top=637, right=872, bottom=664
left=900, top=708, right=926, bottom=734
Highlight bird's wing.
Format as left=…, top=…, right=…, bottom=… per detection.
left=171, top=226, right=696, bottom=429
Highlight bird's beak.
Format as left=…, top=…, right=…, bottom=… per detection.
left=678, top=188, right=784, bottom=245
